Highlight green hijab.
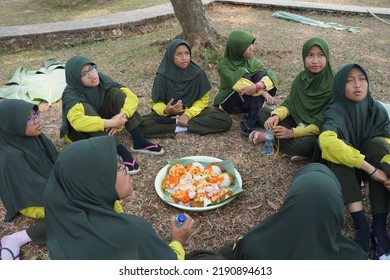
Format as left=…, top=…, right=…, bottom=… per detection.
left=321, top=64, right=390, bottom=149
left=233, top=163, right=367, bottom=260
left=151, top=39, right=211, bottom=107
left=0, top=99, right=58, bottom=222
left=214, top=30, right=279, bottom=105
left=60, top=55, right=121, bottom=137
left=281, top=37, right=334, bottom=128
left=45, top=136, right=176, bottom=260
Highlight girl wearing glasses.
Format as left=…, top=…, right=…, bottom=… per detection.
left=0, top=99, right=58, bottom=260
left=45, top=136, right=194, bottom=259
left=61, top=55, right=164, bottom=175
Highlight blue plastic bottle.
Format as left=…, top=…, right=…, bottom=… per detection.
left=264, top=130, right=273, bottom=155
left=175, top=213, right=186, bottom=228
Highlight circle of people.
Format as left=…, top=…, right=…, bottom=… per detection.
left=1, top=30, right=389, bottom=260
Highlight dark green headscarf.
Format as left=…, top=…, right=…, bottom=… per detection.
left=0, top=99, right=58, bottom=222
left=45, top=136, right=177, bottom=260
left=281, top=37, right=334, bottom=128
left=60, top=55, right=121, bottom=137
left=233, top=163, right=367, bottom=260
left=321, top=64, right=390, bottom=149
left=151, top=39, right=211, bottom=107
left=214, top=30, right=279, bottom=105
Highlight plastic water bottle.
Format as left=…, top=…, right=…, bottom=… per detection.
left=175, top=213, right=186, bottom=228
left=264, top=130, right=273, bottom=155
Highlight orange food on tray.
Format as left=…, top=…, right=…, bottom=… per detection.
left=161, top=161, right=235, bottom=207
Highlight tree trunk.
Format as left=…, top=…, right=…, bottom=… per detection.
left=170, top=0, right=223, bottom=51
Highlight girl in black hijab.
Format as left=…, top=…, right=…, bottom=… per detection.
left=319, top=64, right=390, bottom=259
left=61, top=55, right=164, bottom=174
left=0, top=99, right=58, bottom=260
left=45, top=136, right=194, bottom=259
left=140, top=39, right=232, bottom=137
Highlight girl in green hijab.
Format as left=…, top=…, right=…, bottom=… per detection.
left=139, top=39, right=232, bottom=138
left=0, top=99, right=58, bottom=260
left=253, top=37, right=334, bottom=159
left=319, top=64, right=390, bottom=259
left=213, top=30, right=279, bottom=136
left=45, top=136, right=194, bottom=259
left=232, top=163, right=367, bottom=260
left=61, top=55, right=164, bottom=175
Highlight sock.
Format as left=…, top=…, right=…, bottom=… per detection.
left=350, top=210, right=371, bottom=254
left=116, top=144, right=138, bottom=171
left=130, top=126, right=154, bottom=149
left=175, top=126, right=188, bottom=133
left=1, top=230, right=31, bottom=260
left=372, top=213, right=390, bottom=255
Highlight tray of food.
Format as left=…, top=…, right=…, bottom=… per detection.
left=155, top=156, right=243, bottom=212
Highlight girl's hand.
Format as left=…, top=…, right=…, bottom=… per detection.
left=262, top=91, right=276, bottom=105
left=273, top=125, right=294, bottom=139
left=164, top=98, right=183, bottom=115
left=264, top=115, right=280, bottom=130
left=170, top=214, right=194, bottom=245
left=175, top=114, right=189, bottom=127
left=240, top=84, right=257, bottom=96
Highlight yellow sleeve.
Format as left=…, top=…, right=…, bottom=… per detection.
left=113, top=200, right=123, bottom=213
left=183, top=93, right=209, bottom=119
left=120, top=87, right=139, bottom=118
left=260, top=76, right=275, bottom=91
left=149, top=99, right=168, bottom=116
left=19, top=207, right=45, bottom=219
left=232, top=77, right=253, bottom=93
left=385, top=137, right=390, bottom=145
left=67, top=103, right=105, bottom=132
left=319, top=130, right=365, bottom=168
left=293, top=124, right=320, bottom=138
left=150, top=99, right=169, bottom=116
left=168, top=241, right=185, bottom=260
left=271, top=106, right=289, bottom=121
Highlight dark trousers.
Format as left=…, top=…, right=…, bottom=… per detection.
left=67, top=88, right=142, bottom=142
left=327, top=137, right=390, bottom=214
left=26, top=220, right=46, bottom=245
left=257, top=107, right=318, bottom=157
left=139, top=107, right=232, bottom=138
left=220, top=72, right=276, bottom=129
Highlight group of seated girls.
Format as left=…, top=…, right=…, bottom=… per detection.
left=0, top=29, right=389, bottom=260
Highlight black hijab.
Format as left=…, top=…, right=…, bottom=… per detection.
left=151, top=39, right=211, bottom=107
left=321, top=64, right=390, bottom=148
left=60, top=55, right=121, bottom=137
left=0, top=99, right=58, bottom=221
left=233, top=163, right=367, bottom=260
left=45, top=136, right=177, bottom=259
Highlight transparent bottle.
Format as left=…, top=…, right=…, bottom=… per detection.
left=175, top=213, right=186, bottom=228
left=264, top=130, right=273, bottom=155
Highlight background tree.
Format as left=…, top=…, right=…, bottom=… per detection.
left=170, top=0, right=223, bottom=50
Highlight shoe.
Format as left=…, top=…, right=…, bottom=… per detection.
left=371, top=231, right=390, bottom=260
left=249, top=130, right=265, bottom=145
left=124, top=160, right=141, bottom=175
left=291, top=155, right=308, bottom=162
left=130, top=144, right=165, bottom=155
left=240, top=121, right=254, bottom=137
left=155, top=116, right=176, bottom=125
left=0, top=247, right=20, bottom=260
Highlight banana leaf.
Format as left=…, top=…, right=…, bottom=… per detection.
left=272, top=11, right=360, bottom=33
left=0, top=59, right=66, bottom=105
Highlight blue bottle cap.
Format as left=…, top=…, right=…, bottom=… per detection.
left=177, top=213, right=186, bottom=223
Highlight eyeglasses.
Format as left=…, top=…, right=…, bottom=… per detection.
left=80, top=65, right=97, bottom=78
left=117, top=155, right=128, bottom=175
left=27, top=110, right=40, bottom=125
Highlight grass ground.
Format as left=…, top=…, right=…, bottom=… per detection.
left=0, top=1, right=389, bottom=260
